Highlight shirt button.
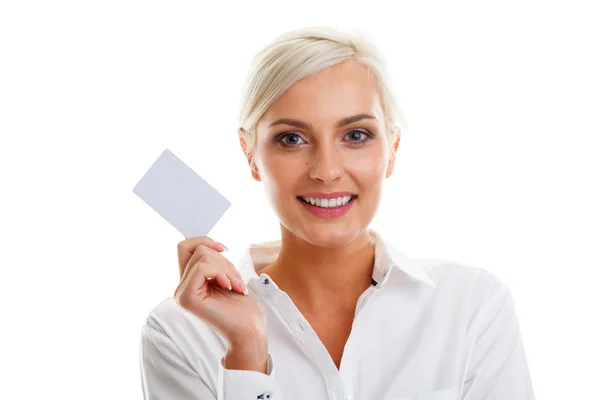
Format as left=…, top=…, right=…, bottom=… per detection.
left=294, top=323, right=305, bottom=333
left=263, top=277, right=270, bottom=284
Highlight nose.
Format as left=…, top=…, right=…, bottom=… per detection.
left=308, top=142, right=343, bottom=185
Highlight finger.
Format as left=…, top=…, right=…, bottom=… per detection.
left=175, top=260, right=217, bottom=300
left=182, top=244, right=223, bottom=283
left=201, top=259, right=245, bottom=295
left=178, top=237, right=227, bottom=277
left=184, top=244, right=239, bottom=285
left=177, top=246, right=242, bottom=296
left=215, top=272, right=232, bottom=291
left=232, top=268, right=242, bottom=281
left=175, top=263, right=246, bottom=300
left=182, top=263, right=225, bottom=298
left=226, top=269, right=247, bottom=295
left=220, top=263, right=246, bottom=293
left=174, top=262, right=200, bottom=298
left=180, top=249, right=210, bottom=286
left=178, top=239, right=225, bottom=279
left=228, top=267, right=247, bottom=294
left=176, top=260, right=233, bottom=299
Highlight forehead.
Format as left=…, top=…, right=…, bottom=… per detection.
left=259, top=60, right=384, bottom=126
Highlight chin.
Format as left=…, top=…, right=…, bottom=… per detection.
left=296, top=221, right=365, bottom=248
left=277, top=196, right=375, bottom=248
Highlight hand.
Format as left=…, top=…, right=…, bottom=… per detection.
left=174, top=236, right=268, bottom=372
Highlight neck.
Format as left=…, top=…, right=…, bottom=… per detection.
left=262, top=226, right=376, bottom=313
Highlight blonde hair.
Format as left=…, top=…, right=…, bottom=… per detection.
left=238, top=26, right=408, bottom=167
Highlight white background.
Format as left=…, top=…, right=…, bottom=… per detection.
left=1, top=1, right=598, bottom=399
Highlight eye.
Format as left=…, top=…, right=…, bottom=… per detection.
left=277, top=133, right=306, bottom=147
left=346, top=130, right=368, bottom=141
left=344, top=129, right=374, bottom=146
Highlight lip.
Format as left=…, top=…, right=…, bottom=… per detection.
left=297, top=195, right=357, bottom=219
left=298, top=191, right=356, bottom=199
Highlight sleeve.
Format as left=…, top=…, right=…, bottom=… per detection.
left=139, top=320, right=216, bottom=399
left=462, top=285, right=535, bottom=400
left=218, top=353, right=282, bottom=399
left=139, top=318, right=283, bottom=400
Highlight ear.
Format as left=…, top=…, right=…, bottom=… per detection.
left=238, top=128, right=261, bottom=182
left=385, top=128, right=400, bottom=179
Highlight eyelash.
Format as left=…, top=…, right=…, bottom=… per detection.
left=276, top=129, right=375, bottom=149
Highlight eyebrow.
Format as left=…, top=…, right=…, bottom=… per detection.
left=268, top=113, right=376, bottom=130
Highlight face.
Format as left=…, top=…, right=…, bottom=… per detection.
left=241, top=59, right=399, bottom=248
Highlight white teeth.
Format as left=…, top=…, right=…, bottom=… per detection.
left=300, top=195, right=354, bottom=208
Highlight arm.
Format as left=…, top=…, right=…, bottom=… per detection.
left=462, top=286, right=535, bottom=400
left=139, top=319, right=282, bottom=400
left=140, top=320, right=216, bottom=399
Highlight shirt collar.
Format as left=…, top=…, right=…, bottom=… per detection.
left=236, top=228, right=436, bottom=292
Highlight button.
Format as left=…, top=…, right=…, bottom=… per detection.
left=295, top=323, right=305, bottom=333
left=263, top=277, right=270, bottom=284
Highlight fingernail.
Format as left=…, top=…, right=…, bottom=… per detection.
left=243, top=287, right=249, bottom=295
left=238, top=278, right=249, bottom=295
left=227, top=277, right=232, bottom=290
left=216, top=242, right=229, bottom=252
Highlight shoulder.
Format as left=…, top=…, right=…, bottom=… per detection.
left=412, top=257, right=514, bottom=321
left=376, top=230, right=508, bottom=300
left=142, top=296, right=186, bottom=334
left=416, top=257, right=509, bottom=295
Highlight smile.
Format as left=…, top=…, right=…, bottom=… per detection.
left=297, top=195, right=356, bottom=208
left=296, top=194, right=357, bottom=219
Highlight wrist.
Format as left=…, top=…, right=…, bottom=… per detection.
left=223, top=321, right=268, bottom=372
left=227, top=320, right=267, bottom=352
left=223, top=341, right=269, bottom=373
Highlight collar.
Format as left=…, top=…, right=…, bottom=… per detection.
left=235, top=228, right=436, bottom=294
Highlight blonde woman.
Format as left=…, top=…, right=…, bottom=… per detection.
left=139, top=26, right=535, bottom=400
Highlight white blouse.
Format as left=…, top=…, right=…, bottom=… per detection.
left=139, top=229, right=535, bottom=399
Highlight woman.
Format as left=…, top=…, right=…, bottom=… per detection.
left=139, top=26, right=535, bottom=400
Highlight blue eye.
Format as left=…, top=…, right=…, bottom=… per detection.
left=276, top=129, right=374, bottom=148
left=344, top=129, right=374, bottom=147
left=278, top=133, right=306, bottom=147
left=346, top=130, right=369, bottom=142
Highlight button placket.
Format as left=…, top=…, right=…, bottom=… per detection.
left=264, top=276, right=347, bottom=399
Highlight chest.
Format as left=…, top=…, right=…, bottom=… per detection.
left=237, top=286, right=471, bottom=399
left=304, top=312, right=355, bottom=370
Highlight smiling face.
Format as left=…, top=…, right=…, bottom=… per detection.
left=243, top=59, right=399, bottom=248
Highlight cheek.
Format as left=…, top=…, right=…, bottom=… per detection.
left=346, top=145, right=388, bottom=183
left=347, top=163, right=387, bottom=192
left=259, top=152, right=302, bottom=195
